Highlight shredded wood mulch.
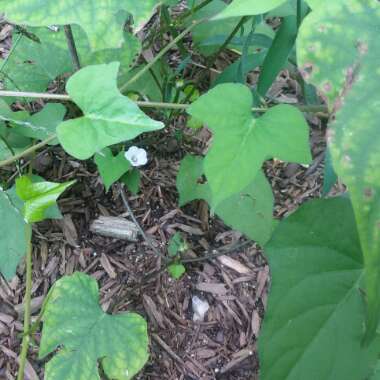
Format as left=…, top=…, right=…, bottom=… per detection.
left=0, top=15, right=333, bottom=380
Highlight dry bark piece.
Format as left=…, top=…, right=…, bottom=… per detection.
left=196, top=282, right=228, bottom=295
left=90, top=216, right=139, bottom=241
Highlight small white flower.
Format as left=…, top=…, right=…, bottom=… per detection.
left=125, top=146, right=148, bottom=167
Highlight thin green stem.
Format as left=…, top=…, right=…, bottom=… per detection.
left=17, top=225, right=33, bottom=380
left=0, top=90, right=328, bottom=113
left=119, top=19, right=205, bottom=92
left=0, top=90, right=70, bottom=100
left=209, top=16, right=248, bottom=65
left=0, top=135, right=56, bottom=169
left=161, top=5, right=187, bottom=57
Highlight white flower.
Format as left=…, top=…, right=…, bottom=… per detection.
left=125, top=146, right=148, bottom=167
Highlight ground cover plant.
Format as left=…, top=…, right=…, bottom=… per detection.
left=0, top=0, right=379, bottom=379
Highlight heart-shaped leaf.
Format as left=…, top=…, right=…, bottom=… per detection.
left=260, top=197, right=380, bottom=380
left=177, top=155, right=275, bottom=246
left=95, top=148, right=131, bottom=191
left=1, top=0, right=160, bottom=51
left=39, top=272, right=149, bottom=380
left=57, top=62, right=164, bottom=160
left=188, top=84, right=312, bottom=204
left=297, top=0, right=380, bottom=339
left=16, top=176, right=74, bottom=223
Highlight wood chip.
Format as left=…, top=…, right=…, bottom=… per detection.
left=90, top=216, right=139, bottom=241
left=196, top=282, right=228, bottom=295
left=100, top=253, right=117, bottom=279
left=60, top=214, right=78, bottom=247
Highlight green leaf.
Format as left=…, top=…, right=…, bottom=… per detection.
left=0, top=27, right=141, bottom=93
left=258, top=16, right=298, bottom=96
left=16, top=176, right=74, bottom=223
left=57, top=62, right=164, bottom=160
left=267, top=0, right=309, bottom=17
left=168, top=232, right=188, bottom=257
left=8, top=176, right=63, bottom=220
left=0, top=102, right=66, bottom=144
left=297, top=0, right=380, bottom=339
left=177, top=155, right=275, bottom=246
left=39, top=272, right=149, bottom=380
left=260, top=197, right=380, bottom=380
left=213, top=0, right=288, bottom=20
left=213, top=52, right=266, bottom=86
left=168, top=263, right=186, bottom=279
left=187, top=84, right=312, bottom=204
left=1, top=0, right=160, bottom=51
left=121, top=168, right=141, bottom=195
left=322, top=148, right=337, bottom=196
left=122, top=61, right=170, bottom=101
left=95, top=148, right=131, bottom=192
left=0, top=28, right=73, bottom=93
left=188, top=0, right=254, bottom=56
left=215, top=171, right=275, bottom=246
left=0, top=175, right=67, bottom=279
left=370, top=362, right=380, bottom=380
left=176, top=155, right=211, bottom=207
left=0, top=189, right=28, bottom=280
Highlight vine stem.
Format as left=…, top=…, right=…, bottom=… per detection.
left=119, top=19, right=205, bottom=92
left=0, top=89, right=327, bottom=169
left=209, top=16, right=248, bottom=65
left=0, top=135, right=56, bottom=169
left=0, top=89, right=328, bottom=114
left=17, top=225, right=33, bottom=380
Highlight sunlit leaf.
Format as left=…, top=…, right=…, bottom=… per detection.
left=39, top=272, right=149, bottom=380
left=188, top=84, right=311, bottom=205
left=16, top=176, right=74, bottom=223
left=57, top=62, right=164, bottom=160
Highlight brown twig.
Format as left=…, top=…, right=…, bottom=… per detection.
left=119, top=184, right=167, bottom=261
left=64, top=25, right=81, bottom=71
